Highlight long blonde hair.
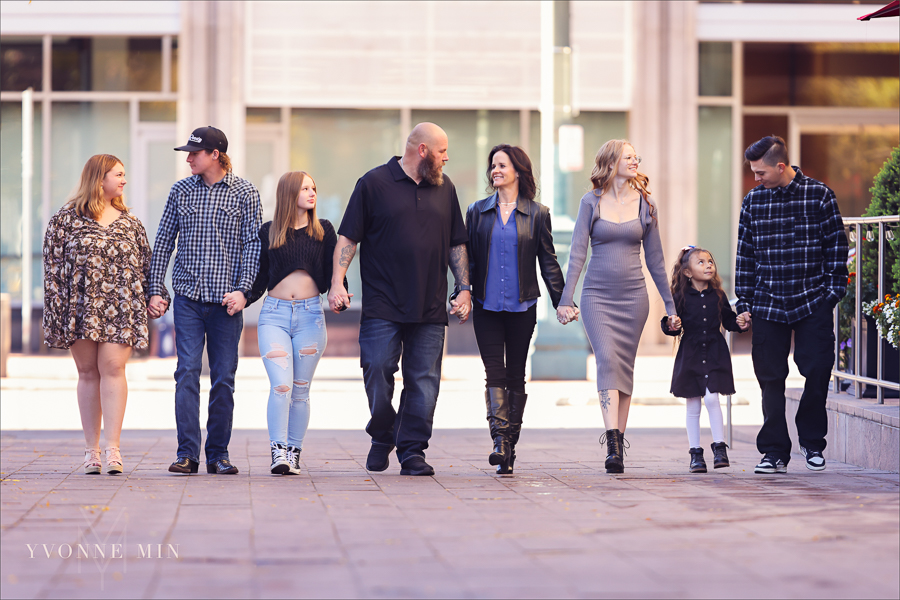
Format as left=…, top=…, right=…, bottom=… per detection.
left=65, top=154, right=128, bottom=219
left=269, top=171, right=324, bottom=249
left=590, top=139, right=651, bottom=198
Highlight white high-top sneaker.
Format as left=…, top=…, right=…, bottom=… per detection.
left=286, top=445, right=302, bottom=475
left=270, top=442, right=290, bottom=475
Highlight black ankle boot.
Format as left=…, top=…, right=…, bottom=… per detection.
left=485, top=388, right=511, bottom=474
left=711, top=442, right=730, bottom=468
left=617, top=430, right=629, bottom=468
left=689, top=447, right=707, bottom=473
left=507, top=390, right=527, bottom=474
left=601, top=429, right=624, bottom=473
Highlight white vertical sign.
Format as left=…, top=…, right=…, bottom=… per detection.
left=558, top=124, right=584, bottom=173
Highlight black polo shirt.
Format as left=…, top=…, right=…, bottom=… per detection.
left=338, top=156, right=468, bottom=324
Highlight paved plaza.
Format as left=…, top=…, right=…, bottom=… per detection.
left=1, top=427, right=898, bottom=599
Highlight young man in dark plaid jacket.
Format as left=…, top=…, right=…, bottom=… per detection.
left=148, top=126, right=263, bottom=476
left=736, top=135, right=848, bottom=475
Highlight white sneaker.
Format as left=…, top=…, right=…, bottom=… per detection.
left=286, top=445, right=302, bottom=475
left=801, top=446, right=826, bottom=471
left=754, top=453, right=787, bottom=474
left=270, top=442, right=290, bottom=475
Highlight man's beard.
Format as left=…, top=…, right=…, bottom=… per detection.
left=418, top=153, right=444, bottom=186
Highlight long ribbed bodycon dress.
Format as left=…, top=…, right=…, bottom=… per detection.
left=559, top=192, right=676, bottom=395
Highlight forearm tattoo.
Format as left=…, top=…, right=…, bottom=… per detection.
left=449, top=244, right=469, bottom=286
left=599, top=389, right=611, bottom=411
left=339, top=243, right=357, bottom=268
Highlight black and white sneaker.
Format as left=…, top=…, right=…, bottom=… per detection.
left=754, top=453, right=787, bottom=474
left=270, top=442, right=290, bottom=475
left=800, top=447, right=826, bottom=471
left=286, top=445, right=302, bottom=475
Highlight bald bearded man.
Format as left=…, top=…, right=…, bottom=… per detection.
left=330, top=123, right=471, bottom=476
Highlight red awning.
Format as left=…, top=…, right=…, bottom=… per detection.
left=858, top=0, right=899, bottom=20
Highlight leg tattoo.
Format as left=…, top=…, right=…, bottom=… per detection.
left=599, top=389, right=611, bottom=411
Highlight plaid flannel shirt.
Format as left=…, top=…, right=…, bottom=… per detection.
left=735, top=167, right=849, bottom=324
left=148, top=173, right=262, bottom=304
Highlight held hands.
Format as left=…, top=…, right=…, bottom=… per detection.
left=667, top=315, right=682, bottom=331
left=449, top=290, right=472, bottom=324
left=736, top=311, right=751, bottom=331
left=148, top=295, right=168, bottom=320
left=327, top=283, right=354, bottom=314
left=221, top=291, right=247, bottom=316
left=557, top=305, right=580, bottom=325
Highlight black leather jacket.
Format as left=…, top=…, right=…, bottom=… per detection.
left=464, top=193, right=566, bottom=308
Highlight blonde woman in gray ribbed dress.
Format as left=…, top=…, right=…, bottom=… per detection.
left=557, top=140, right=677, bottom=473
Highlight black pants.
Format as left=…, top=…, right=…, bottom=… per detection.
left=472, top=302, right=537, bottom=393
left=752, top=300, right=835, bottom=463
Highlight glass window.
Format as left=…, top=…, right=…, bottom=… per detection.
left=247, top=107, right=281, bottom=123
left=697, top=106, right=733, bottom=291
left=52, top=37, right=163, bottom=92
left=291, top=108, right=402, bottom=301
left=139, top=101, right=176, bottom=122
left=744, top=43, right=900, bottom=108
left=1, top=37, right=43, bottom=91
left=0, top=102, right=43, bottom=302
left=51, top=102, right=130, bottom=213
left=699, top=42, right=732, bottom=97
left=559, top=112, right=628, bottom=219
left=799, top=128, right=900, bottom=219
left=144, top=139, right=177, bottom=247
left=170, top=37, right=178, bottom=93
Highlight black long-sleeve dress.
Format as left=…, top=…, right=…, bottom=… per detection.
left=661, top=287, right=744, bottom=398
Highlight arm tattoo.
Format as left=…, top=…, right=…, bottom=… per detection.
left=449, top=244, right=469, bottom=286
left=599, top=389, right=611, bottom=411
left=339, top=243, right=357, bottom=268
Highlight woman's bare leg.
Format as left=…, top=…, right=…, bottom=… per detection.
left=70, top=340, right=101, bottom=450
left=599, top=389, right=621, bottom=431
left=96, top=342, right=132, bottom=449
left=618, top=392, right=632, bottom=434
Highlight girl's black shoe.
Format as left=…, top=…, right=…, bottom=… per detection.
left=689, top=447, right=707, bottom=473
left=711, top=442, right=730, bottom=468
left=601, top=429, right=624, bottom=473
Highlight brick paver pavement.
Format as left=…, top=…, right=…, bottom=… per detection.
left=1, top=428, right=897, bottom=599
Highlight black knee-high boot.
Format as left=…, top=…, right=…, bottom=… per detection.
left=485, top=388, right=511, bottom=473
left=507, top=390, right=527, bottom=474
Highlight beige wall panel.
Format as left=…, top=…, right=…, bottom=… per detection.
left=245, top=1, right=541, bottom=109
left=570, top=1, right=632, bottom=111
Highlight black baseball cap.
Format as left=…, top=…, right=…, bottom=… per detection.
left=175, top=126, right=228, bottom=153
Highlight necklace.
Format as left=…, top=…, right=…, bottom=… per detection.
left=498, top=201, right=516, bottom=206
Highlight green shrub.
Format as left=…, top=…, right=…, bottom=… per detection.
left=861, top=146, right=899, bottom=298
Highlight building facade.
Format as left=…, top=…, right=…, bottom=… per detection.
left=1, top=0, right=898, bottom=356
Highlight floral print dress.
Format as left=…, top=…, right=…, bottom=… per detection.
left=42, top=207, right=167, bottom=350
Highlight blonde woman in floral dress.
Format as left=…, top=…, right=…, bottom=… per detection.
left=43, top=154, right=166, bottom=475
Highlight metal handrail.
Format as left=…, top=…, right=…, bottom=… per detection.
left=832, top=215, right=899, bottom=404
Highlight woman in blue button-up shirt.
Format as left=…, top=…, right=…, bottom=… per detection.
left=463, top=144, right=571, bottom=474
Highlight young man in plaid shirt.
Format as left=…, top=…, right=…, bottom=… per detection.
left=148, top=126, right=263, bottom=475
left=736, top=135, right=848, bottom=474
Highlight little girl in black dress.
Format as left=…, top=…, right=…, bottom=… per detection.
left=662, top=246, right=748, bottom=473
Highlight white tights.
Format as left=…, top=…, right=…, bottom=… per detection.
left=686, top=388, right=725, bottom=448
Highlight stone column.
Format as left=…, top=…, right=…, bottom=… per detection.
left=630, top=0, right=698, bottom=350
left=177, top=1, right=246, bottom=179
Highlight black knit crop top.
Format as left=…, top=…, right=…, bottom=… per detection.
left=248, top=219, right=345, bottom=305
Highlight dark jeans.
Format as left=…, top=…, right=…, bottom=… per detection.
left=472, top=302, right=537, bottom=392
left=173, top=295, right=243, bottom=464
left=359, top=317, right=445, bottom=464
left=752, top=300, right=835, bottom=464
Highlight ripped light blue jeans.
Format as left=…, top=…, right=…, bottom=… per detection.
left=257, top=296, right=327, bottom=448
